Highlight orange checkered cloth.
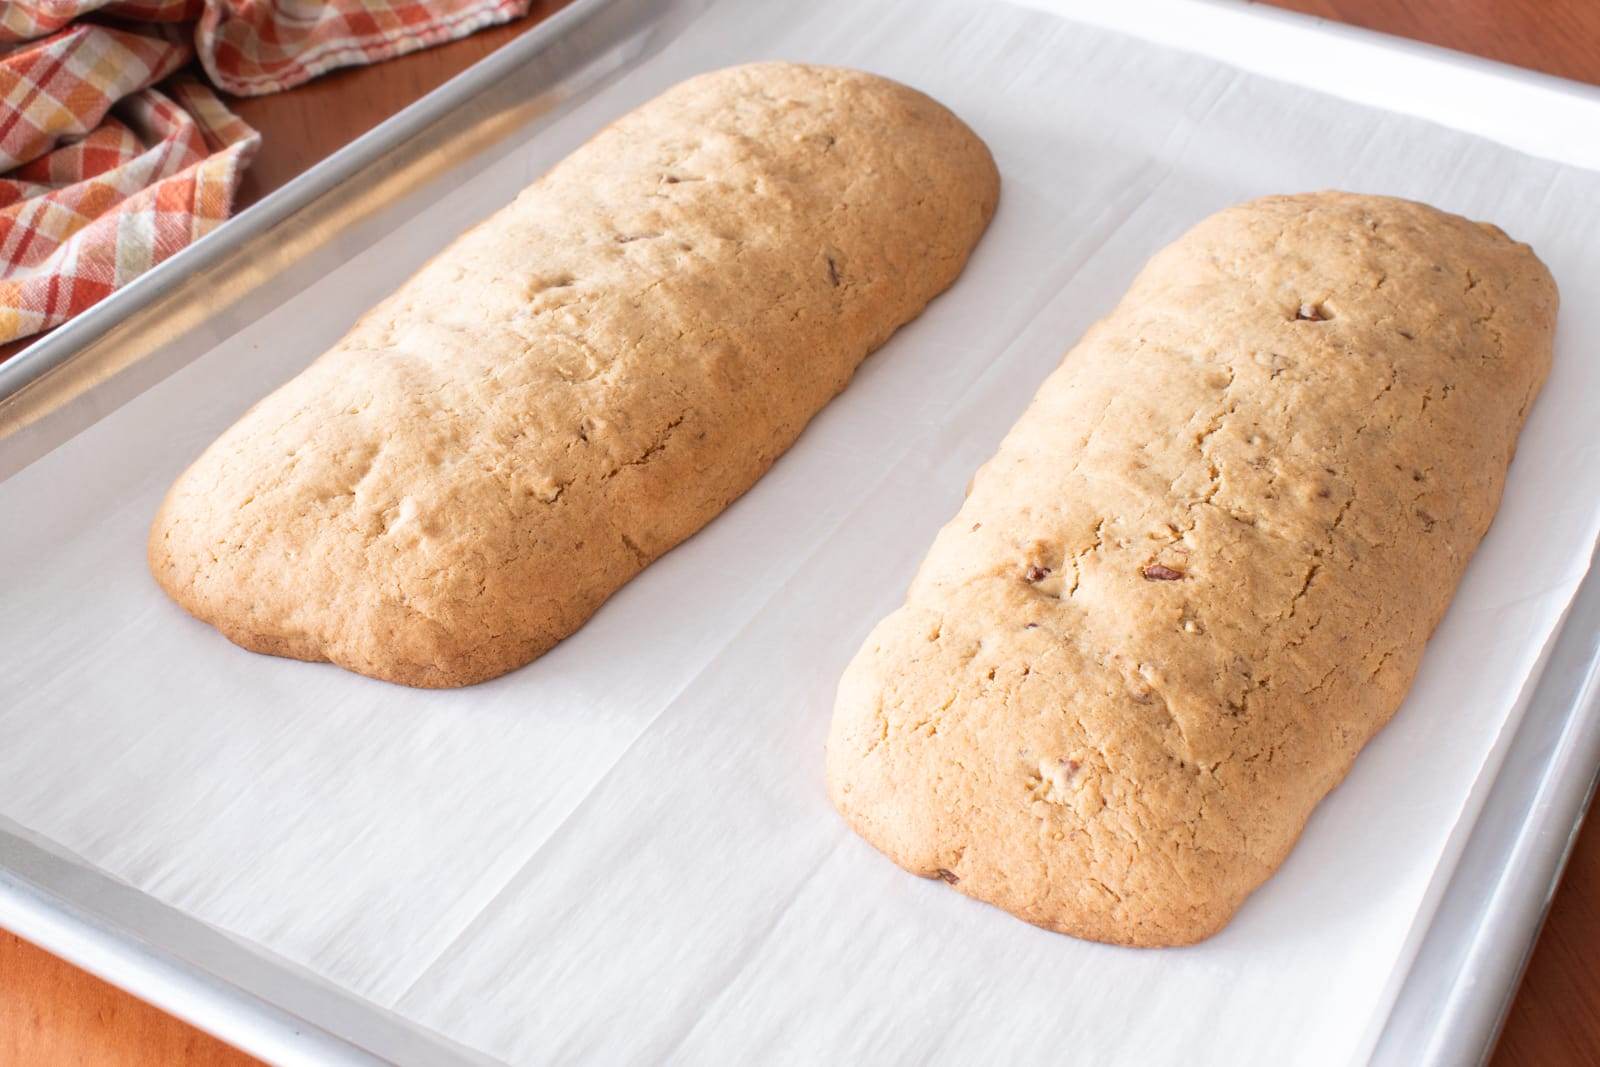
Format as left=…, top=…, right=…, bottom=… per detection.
left=0, top=0, right=531, bottom=344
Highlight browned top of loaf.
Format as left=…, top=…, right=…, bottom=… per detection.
left=826, top=192, right=1556, bottom=946
left=149, top=62, right=999, bottom=687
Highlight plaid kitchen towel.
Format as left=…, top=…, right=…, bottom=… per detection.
left=0, top=0, right=533, bottom=344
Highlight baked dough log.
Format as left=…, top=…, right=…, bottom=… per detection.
left=149, top=63, right=999, bottom=687
left=826, top=192, right=1556, bottom=946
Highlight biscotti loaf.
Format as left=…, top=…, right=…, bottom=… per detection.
left=149, top=63, right=999, bottom=687
left=826, top=192, right=1556, bottom=946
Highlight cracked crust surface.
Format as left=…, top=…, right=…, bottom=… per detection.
left=149, top=62, right=999, bottom=687
left=826, top=192, right=1557, bottom=946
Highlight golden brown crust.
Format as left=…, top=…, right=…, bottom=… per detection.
left=148, top=62, right=999, bottom=687
left=826, top=192, right=1557, bottom=946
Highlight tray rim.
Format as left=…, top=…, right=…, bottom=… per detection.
left=2, top=0, right=1598, bottom=1063
left=0, top=0, right=611, bottom=405
left=0, top=820, right=461, bottom=1066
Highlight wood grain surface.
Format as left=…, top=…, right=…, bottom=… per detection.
left=223, top=0, right=570, bottom=207
left=0, top=930, right=256, bottom=1066
left=1260, top=0, right=1600, bottom=84
left=4, top=1, right=1598, bottom=1064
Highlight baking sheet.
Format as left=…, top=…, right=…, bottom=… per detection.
left=4, top=0, right=1600, bottom=1062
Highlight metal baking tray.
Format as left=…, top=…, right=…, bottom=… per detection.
left=3, top=1, right=1598, bottom=1063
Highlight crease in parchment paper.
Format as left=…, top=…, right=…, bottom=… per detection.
left=651, top=837, right=851, bottom=1059
left=5, top=0, right=1600, bottom=1063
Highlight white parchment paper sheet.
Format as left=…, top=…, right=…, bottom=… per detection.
left=4, top=0, right=1600, bottom=1062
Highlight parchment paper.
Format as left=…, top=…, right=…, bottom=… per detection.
left=5, top=0, right=1600, bottom=1062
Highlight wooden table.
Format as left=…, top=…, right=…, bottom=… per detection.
left=4, top=1, right=1598, bottom=1063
